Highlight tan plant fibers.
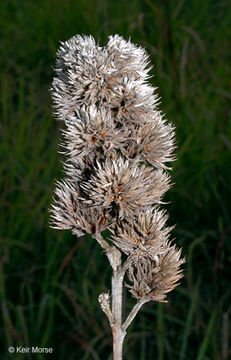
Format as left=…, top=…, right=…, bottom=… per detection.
left=50, top=34, right=185, bottom=360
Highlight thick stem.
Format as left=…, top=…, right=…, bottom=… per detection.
left=112, top=323, right=125, bottom=360
left=94, top=234, right=127, bottom=359
left=112, top=265, right=126, bottom=360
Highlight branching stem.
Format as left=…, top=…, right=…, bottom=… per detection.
left=95, top=233, right=146, bottom=359
left=122, top=299, right=148, bottom=332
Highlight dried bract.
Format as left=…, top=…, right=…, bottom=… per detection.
left=126, top=248, right=185, bottom=302
left=51, top=35, right=156, bottom=123
left=80, top=158, right=171, bottom=219
left=111, top=208, right=172, bottom=256
left=124, top=116, right=176, bottom=169
left=62, top=105, right=128, bottom=159
left=50, top=180, right=110, bottom=235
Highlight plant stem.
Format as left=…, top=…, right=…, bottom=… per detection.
left=122, top=299, right=147, bottom=332
left=111, top=266, right=126, bottom=360
left=95, top=234, right=145, bottom=359
left=112, top=322, right=125, bottom=360
left=95, top=234, right=125, bottom=358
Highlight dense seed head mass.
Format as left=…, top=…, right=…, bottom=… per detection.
left=50, top=34, right=184, bottom=303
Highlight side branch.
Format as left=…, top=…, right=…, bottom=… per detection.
left=94, top=233, right=111, bottom=253
left=121, top=255, right=134, bottom=274
left=122, top=299, right=148, bottom=332
left=98, top=293, right=113, bottom=325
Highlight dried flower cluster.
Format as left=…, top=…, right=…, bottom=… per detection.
left=50, top=34, right=185, bottom=355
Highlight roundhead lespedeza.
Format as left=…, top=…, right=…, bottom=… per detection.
left=50, top=34, right=185, bottom=360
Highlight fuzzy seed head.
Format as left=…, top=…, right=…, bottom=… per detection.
left=50, top=34, right=185, bottom=304
left=110, top=208, right=172, bottom=256
left=80, top=158, right=171, bottom=219
left=126, top=248, right=185, bottom=302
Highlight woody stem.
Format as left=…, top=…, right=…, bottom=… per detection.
left=111, top=263, right=126, bottom=360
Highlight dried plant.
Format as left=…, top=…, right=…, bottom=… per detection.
left=50, top=34, right=185, bottom=359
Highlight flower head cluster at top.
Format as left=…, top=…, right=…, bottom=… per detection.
left=50, top=34, right=185, bottom=303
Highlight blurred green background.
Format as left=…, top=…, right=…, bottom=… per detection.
left=1, top=0, right=231, bottom=359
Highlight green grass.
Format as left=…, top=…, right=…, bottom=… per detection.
left=1, top=0, right=231, bottom=358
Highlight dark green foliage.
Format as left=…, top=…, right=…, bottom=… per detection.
left=1, top=0, right=230, bottom=358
